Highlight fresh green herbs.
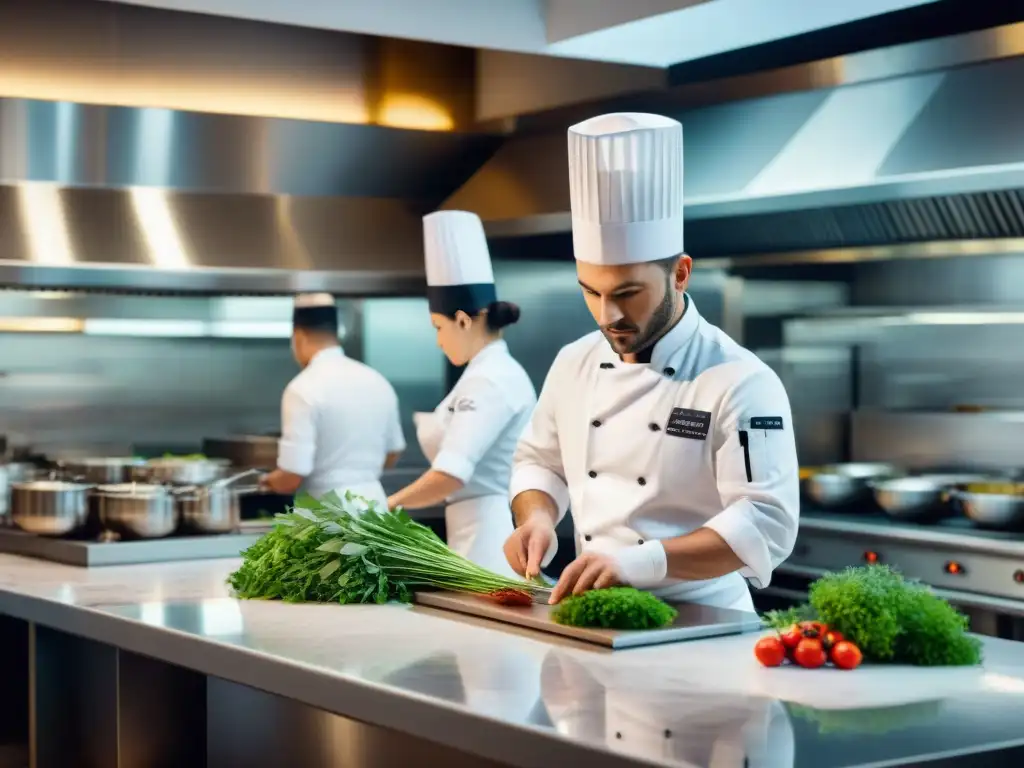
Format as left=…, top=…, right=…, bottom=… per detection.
left=228, top=491, right=530, bottom=605
left=762, top=565, right=982, bottom=667
left=551, top=587, right=678, bottom=630
left=786, top=700, right=943, bottom=735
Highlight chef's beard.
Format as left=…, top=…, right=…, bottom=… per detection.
left=601, top=278, right=682, bottom=356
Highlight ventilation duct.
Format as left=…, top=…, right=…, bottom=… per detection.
left=0, top=98, right=503, bottom=293
left=445, top=25, right=1024, bottom=259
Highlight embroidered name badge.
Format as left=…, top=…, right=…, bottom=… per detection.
left=665, top=408, right=712, bottom=440
left=749, top=416, right=784, bottom=430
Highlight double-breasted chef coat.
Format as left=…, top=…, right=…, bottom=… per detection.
left=278, top=346, right=406, bottom=509
left=509, top=296, right=800, bottom=611
left=415, top=339, right=537, bottom=577
left=540, top=652, right=794, bottom=768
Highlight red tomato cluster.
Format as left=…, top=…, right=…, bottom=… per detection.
left=754, top=621, right=863, bottom=670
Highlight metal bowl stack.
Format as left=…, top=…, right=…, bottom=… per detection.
left=10, top=480, right=92, bottom=536
left=94, top=483, right=180, bottom=539
left=803, top=463, right=900, bottom=510
left=947, top=481, right=1024, bottom=531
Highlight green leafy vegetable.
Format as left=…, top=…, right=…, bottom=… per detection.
left=228, top=491, right=530, bottom=605
left=759, top=565, right=982, bottom=667
left=808, top=565, right=906, bottom=661
left=787, top=700, right=943, bottom=735
left=762, top=604, right=817, bottom=631
left=892, top=586, right=982, bottom=667
left=551, top=587, right=677, bottom=630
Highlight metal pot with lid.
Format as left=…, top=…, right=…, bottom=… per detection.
left=177, top=468, right=262, bottom=534
left=62, top=457, right=146, bottom=485
left=10, top=480, right=92, bottom=536
left=134, top=457, right=230, bottom=486
left=1, top=461, right=39, bottom=522
left=95, top=483, right=180, bottom=538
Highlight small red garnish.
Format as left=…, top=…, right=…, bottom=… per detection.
left=793, top=638, right=828, bottom=669
left=486, top=589, right=533, bottom=606
left=780, top=625, right=803, bottom=652
left=831, top=640, right=863, bottom=670
left=822, top=629, right=844, bottom=652
left=754, top=635, right=787, bottom=667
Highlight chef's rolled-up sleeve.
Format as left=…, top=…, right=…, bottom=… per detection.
left=433, top=378, right=513, bottom=484
left=277, top=386, right=316, bottom=476
left=704, top=367, right=800, bottom=589
left=509, top=355, right=570, bottom=522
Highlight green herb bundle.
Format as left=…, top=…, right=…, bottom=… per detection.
left=551, top=587, right=678, bottom=630
left=228, top=491, right=531, bottom=605
left=762, top=565, right=982, bottom=667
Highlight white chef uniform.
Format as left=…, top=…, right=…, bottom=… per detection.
left=416, top=211, right=537, bottom=577
left=509, top=113, right=800, bottom=611
left=540, top=652, right=795, bottom=768
left=279, top=294, right=406, bottom=509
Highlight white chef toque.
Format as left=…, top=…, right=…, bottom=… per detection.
left=568, top=112, right=684, bottom=266
left=423, top=210, right=496, bottom=316
left=292, top=292, right=337, bottom=330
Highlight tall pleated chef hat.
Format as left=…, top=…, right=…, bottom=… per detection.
left=422, top=210, right=496, bottom=316
left=568, top=112, right=684, bottom=265
left=292, top=292, right=338, bottom=330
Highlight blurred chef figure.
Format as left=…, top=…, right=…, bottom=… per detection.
left=539, top=651, right=794, bottom=768
left=387, top=211, right=536, bottom=577
left=260, top=293, right=405, bottom=509
left=505, top=113, right=800, bottom=610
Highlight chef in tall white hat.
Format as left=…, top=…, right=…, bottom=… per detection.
left=260, top=293, right=406, bottom=509
left=503, top=113, right=800, bottom=610
left=387, top=211, right=536, bottom=577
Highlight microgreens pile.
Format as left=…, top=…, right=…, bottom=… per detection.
left=228, top=491, right=532, bottom=605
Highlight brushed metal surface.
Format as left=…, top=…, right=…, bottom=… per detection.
left=0, top=527, right=263, bottom=567
left=414, top=591, right=762, bottom=650
left=450, top=28, right=1024, bottom=257
left=0, top=184, right=434, bottom=294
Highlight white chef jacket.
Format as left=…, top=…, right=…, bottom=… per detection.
left=277, top=346, right=405, bottom=506
left=414, top=340, right=536, bottom=576
left=540, top=652, right=795, bottom=768
left=510, top=296, right=800, bottom=610
left=418, top=340, right=536, bottom=503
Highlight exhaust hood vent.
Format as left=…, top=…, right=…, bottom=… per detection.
left=688, top=189, right=1024, bottom=257
left=447, top=40, right=1024, bottom=260
left=0, top=98, right=503, bottom=294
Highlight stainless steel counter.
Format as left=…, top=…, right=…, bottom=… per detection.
left=1, top=555, right=1024, bottom=767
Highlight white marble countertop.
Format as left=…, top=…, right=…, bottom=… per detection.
left=2, top=553, right=1024, bottom=768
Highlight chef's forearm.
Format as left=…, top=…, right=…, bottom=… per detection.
left=388, top=470, right=462, bottom=510
left=661, top=528, right=745, bottom=581
left=263, top=469, right=304, bottom=495
left=510, top=490, right=559, bottom=528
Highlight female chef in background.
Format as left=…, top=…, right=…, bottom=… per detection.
left=387, top=210, right=536, bottom=577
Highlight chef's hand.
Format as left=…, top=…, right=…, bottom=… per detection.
left=503, top=513, right=556, bottom=579
left=549, top=552, right=622, bottom=604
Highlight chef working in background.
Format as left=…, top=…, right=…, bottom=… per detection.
left=387, top=211, right=536, bottom=577
left=504, top=113, right=800, bottom=611
left=260, top=293, right=406, bottom=509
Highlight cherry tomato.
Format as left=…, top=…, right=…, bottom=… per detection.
left=793, top=638, right=828, bottom=669
left=798, top=620, right=827, bottom=639
left=754, top=635, right=787, bottom=667
left=831, top=640, right=863, bottom=670
left=780, top=625, right=803, bottom=651
left=822, top=629, right=844, bottom=652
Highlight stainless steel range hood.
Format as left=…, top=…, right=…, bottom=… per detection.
left=0, top=98, right=503, bottom=294
left=445, top=24, right=1024, bottom=259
